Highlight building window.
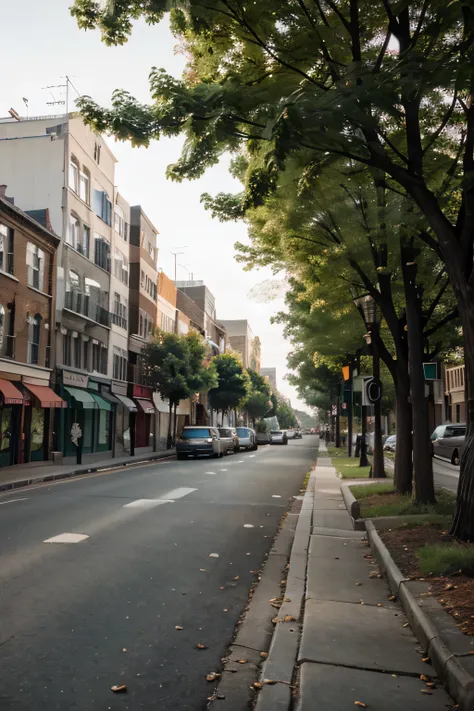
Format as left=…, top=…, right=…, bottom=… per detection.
left=82, top=225, right=91, bottom=258
left=140, top=269, right=145, bottom=288
left=68, top=214, right=80, bottom=248
left=79, top=168, right=90, bottom=204
left=63, top=331, right=72, bottom=367
left=160, top=312, right=175, bottom=333
left=74, top=336, right=81, bottom=369
left=112, top=292, right=128, bottom=329
left=93, top=142, right=101, bottom=164
left=114, top=248, right=129, bottom=285
left=456, top=403, right=461, bottom=423
left=26, top=243, right=45, bottom=292
left=0, top=222, right=14, bottom=275
left=113, top=346, right=127, bottom=381
left=0, top=304, right=13, bottom=357
left=69, top=157, right=79, bottom=193
left=138, top=309, right=153, bottom=339
left=94, top=233, right=111, bottom=272
left=93, top=190, right=112, bottom=225
left=27, top=314, right=42, bottom=365
left=83, top=340, right=89, bottom=370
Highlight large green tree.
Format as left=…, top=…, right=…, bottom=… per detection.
left=72, top=1, right=474, bottom=536
left=242, top=368, right=272, bottom=426
left=208, top=352, right=251, bottom=418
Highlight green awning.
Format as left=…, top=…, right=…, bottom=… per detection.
left=64, top=386, right=98, bottom=410
left=90, top=392, right=112, bottom=411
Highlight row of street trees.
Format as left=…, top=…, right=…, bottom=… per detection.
left=142, top=331, right=295, bottom=446
left=71, top=2, right=474, bottom=537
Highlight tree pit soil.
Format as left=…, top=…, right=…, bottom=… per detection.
left=380, top=524, right=474, bottom=637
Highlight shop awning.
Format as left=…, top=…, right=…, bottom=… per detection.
left=135, top=398, right=155, bottom=415
left=99, top=391, right=121, bottom=406
left=64, top=386, right=98, bottom=410
left=115, top=394, right=137, bottom=412
left=0, top=378, right=24, bottom=405
left=90, top=392, right=112, bottom=411
left=24, top=384, right=67, bottom=408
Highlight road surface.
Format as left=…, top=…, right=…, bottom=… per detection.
left=0, top=438, right=316, bottom=711
left=433, top=455, right=460, bottom=493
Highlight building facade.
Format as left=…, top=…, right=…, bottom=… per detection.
left=218, top=319, right=260, bottom=370
left=260, top=367, right=277, bottom=393
left=0, top=190, right=64, bottom=467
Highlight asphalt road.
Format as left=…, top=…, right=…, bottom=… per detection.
left=433, top=456, right=460, bottom=493
left=0, top=438, right=316, bottom=711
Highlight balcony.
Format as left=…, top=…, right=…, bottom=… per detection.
left=111, top=313, right=127, bottom=329
left=64, top=291, right=111, bottom=328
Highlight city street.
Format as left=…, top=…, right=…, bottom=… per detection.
left=0, top=439, right=316, bottom=711
left=433, top=456, right=459, bottom=493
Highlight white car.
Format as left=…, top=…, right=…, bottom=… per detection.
left=236, top=427, right=258, bottom=451
left=270, top=430, right=288, bottom=445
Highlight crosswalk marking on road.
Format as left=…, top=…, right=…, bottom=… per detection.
left=161, top=487, right=197, bottom=500
left=123, top=499, right=173, bottom=509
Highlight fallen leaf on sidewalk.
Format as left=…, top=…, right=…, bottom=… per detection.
left=377, top=603, right=383, bottom=607
left=206, top=672, right=219, bottom=682
left=252, top=682, right=263, bottom=689
left=260, top=652, right=268, bottom=658
left=223, top=609, right=228, bottom=612
left=284, top=615, right=295, bottom=622
left=420, top=689, right=432, bottom=695
left=363, top=554, right=373, bottom=559
left=237, top=659, right=247, bottom=664
left=196, top=644, right=208, bottom=650
left=355, top=582, right=362, bottom=586
left=425, top=682, right=436, bottom=688
left=175, top=626, right=183, bottom=631
left=207, top=695, right=217, bottom=702
left=420, top=674, right=430, bottom=682
left=233, top=576, right=240, bottom=581
left=272, top=617, right=283, bottom=624
left=388, top=595, right=396, bottom=601
left=270, top=603, right=281, bottom=609
left=422, top=657, right=430, bottom=662
left=111, top=685, right=127, bottom=693
left=354, top=702, right=367, bottom=707
left=199, top=569, right=206, bottom=572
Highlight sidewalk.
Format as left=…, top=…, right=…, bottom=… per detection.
left=0, top=448, right=175, bottom=492
left=296, top=442, right=454, bottom=710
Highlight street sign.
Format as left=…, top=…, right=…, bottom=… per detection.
left=423, top=363, right=438, bottom=380
left=366, top=378, right=383, bottom=404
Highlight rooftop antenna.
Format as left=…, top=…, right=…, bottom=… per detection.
left=42, top=82, right=67, bottom=112
left=22, top=97, right=29, bottom=119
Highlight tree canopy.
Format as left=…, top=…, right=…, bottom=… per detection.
left=208, top=352, right=251, bottom=414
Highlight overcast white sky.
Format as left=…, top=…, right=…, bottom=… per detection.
left=1, top=0, right=311, bottom=412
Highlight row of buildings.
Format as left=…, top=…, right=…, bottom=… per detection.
left=0, top=112, right=272, bottom=469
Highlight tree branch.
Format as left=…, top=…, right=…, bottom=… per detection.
left=424, top=309, right=459, bottom=338
left=424, top=278, right=449, bottom=323
left=422, top=90, right=458, bottom=156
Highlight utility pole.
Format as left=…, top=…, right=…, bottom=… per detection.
left=171, top=247, right=187, bottom=282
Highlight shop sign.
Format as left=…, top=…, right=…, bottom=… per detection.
left=111, top=380, right=128, bottom=396
left=63, top=371, right=89, bottom=388
left=133, top=384, right=152, bottom=399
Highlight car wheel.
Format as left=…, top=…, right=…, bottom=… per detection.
left=452, top=450, right=460, bottom=466
left=220, top=451, right=225, bottom=458
left=177, top=453, right=187, bottom=460
left=234, top=446, right=240, bottom=454
left=213, top=452, right=220, bottom=458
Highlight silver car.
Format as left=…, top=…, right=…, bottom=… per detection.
left=270, top=430, right=288, bottom=445
left=218, top=427, right=239, bottom=454
left=176, top=426, right=223, bottom=459
left=236, top=427, right=258, bottom=451
left=431, top=423, right=466, bottom=465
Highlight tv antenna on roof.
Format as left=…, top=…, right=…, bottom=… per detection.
left=41, top=76, right=80, bottom=115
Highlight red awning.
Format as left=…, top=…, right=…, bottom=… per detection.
left=24, top=384, right=67, bottom=408
left=135, top=398, right=155, bottom=415
left=0, top=378, right=23, bottom=405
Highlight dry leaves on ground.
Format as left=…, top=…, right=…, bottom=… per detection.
left=354, top=702, right=367, bottom=708
left=196, top=644, right=208, bottom=650
left=111, top=685, right=127, bottom=693
left=175, top=625, right=183, bottom=630
left=206, top=672, right=220, bottom=682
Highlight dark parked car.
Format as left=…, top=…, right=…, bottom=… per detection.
left=218, top=427, right=240, bottom=454
left=176, top=426, right=223, bottom=459
left=431, top=423, right=466, bottom=465
left=236, top=427, right=258, bottom=451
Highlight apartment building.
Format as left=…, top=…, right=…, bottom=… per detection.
left=176, top=280, right=226, bottom=354
left=218, top=319, right=260, bottom=370
left=0, top=190, right=64, bottom=467
left=260, top=367, right=277, bottom=393
left=445, top=363, right=466, bottom=423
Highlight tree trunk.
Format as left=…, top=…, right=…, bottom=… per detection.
left=394, top=366, right=413, bottom=495
left=402, top=251, right=435, bottom=504
left=371, top=331, right=385, bottom=478
left=167, top=401, right=173, bottom=450
left=173, top=402, right=178, bottom=443
left=449, top=294, right=474, bottom=540
left=335, top=396, right=341, bottom=448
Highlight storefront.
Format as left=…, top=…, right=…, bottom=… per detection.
left=111, top=380, right=136, bottom=455
left=57, top=369, right=114, bottom=457
left=131, top=384, right=156, bottom=450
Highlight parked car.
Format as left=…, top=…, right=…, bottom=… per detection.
left=218, top=427, right=240, bottom=454
left=431, top=423, right=466, bottom=465
left=236, top=427, right=258, bottom=451
left=383, top=435, right=397, bottom=452
left=270, top=430, right=288, bottom=445
left=286, top=429, right=297, bottom=440
left=176, top=426, right=223, bottom=459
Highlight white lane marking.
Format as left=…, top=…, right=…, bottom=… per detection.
left=219, top=469, right=228, bottom=472
left=162, top=487, right=197, bottom=500
left=237, top=460, right=244, bottom=463
left=205, top=472, right=216, bottom=476
left=0, top=497, right=28, bottom=506
left=243, top=524, right=254, bottom=528
left=44, top=533, right=89, bottom=544
left=209, top=553, right=219, bottom=558
left=249, top=455, right=256, bottom=458
left=124, top=499, right=173, bottom=509
left=272, top=495, right=282, bottom=498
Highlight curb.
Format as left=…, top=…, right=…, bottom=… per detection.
left=254, top=465, right=315, bottom=711
left=367, top=519, right=474, bottom=710
left=0, top=450, right=176, bottom=493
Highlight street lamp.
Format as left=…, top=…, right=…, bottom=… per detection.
left=353, top=293, right=386, bottom=478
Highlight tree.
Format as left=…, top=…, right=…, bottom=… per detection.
left=274, top=397, right=298, bottom=430
left=72, top=1, right=474, bottom=538
left=242, top=368, right=272, bottom=426
left=208, top=353, right=251, bottom=419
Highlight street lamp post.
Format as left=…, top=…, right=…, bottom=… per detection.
left=353, top=294, right=386, bottom=478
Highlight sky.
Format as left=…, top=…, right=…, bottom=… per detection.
left=1, top=0, right=311, bottom=412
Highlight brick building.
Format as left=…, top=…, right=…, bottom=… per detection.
left=0, top=189, right=64, bottom=467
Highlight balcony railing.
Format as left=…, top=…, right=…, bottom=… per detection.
left=111, top=313, right=127, bottom=329
left=64, top=291, right=111, bottom=328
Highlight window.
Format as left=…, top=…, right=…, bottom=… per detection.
left=140, top=269, right=145, bottom=288
left=68, top=214, right=80, bottom=248
left=83, top=340, right=89, bottom=370
left=0, top=222, right=13, bottom=275
left=114, top=209, right=128, bottom=241
left=113, top=346, right=128, bottom=381
left=138, top=309, right=153, bottom=339
left=79, top=169, right=90, bottom=203
left=27, top=314, right=41, bottom=365
left=26, top=243, right=45, bottom=292
left=113, top=248, right=129, bottom=285
left=94, top=233, right=110, bottom=271
left=82, top=225, right=90, bottom=258
left=456, top=404, right=461, bottom=423
left=69, top=157, right=79, bottom=193
left=159, top=312, right=175, bottom=333
left=74, top=336, right=81, bottom=369
left=93, top=190, right=112, bottom=225
left=63, top=331, right=72, bottom=366
left=0, top=304, right=12, bottom=357
left=93, top=142, right=101, bottom=164
left=92, top=342, right=100, bottom=372
left=112, top=292, right=127, bottom=329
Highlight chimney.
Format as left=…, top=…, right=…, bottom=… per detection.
left=0, top=185, right=7, bottom=199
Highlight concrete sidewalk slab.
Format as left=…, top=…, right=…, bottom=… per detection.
left=312, top=498, right=345, bottom=511
left=311, top=527, right=363, bottom=538
left=297, top=662, right=454, bottom=711
left=312, top=511, right=354, bottom=530
left=299, top=599, right=427, bottom=675
left=306, top=555, right=396, bottom=606
left=309, top=535, right=367, bottom=561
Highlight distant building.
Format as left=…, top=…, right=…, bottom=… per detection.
left=219, top=319, right=260, bottom=370
left=176, top=280, right=226, bottom=354
left=260, top=367, right=277, bottom=392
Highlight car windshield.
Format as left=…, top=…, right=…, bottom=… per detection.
left=271, top=431, right=282, bottom=435
left=181, top=428, right=211, bottom=439
left=236, top=428, right=249, bottom=437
